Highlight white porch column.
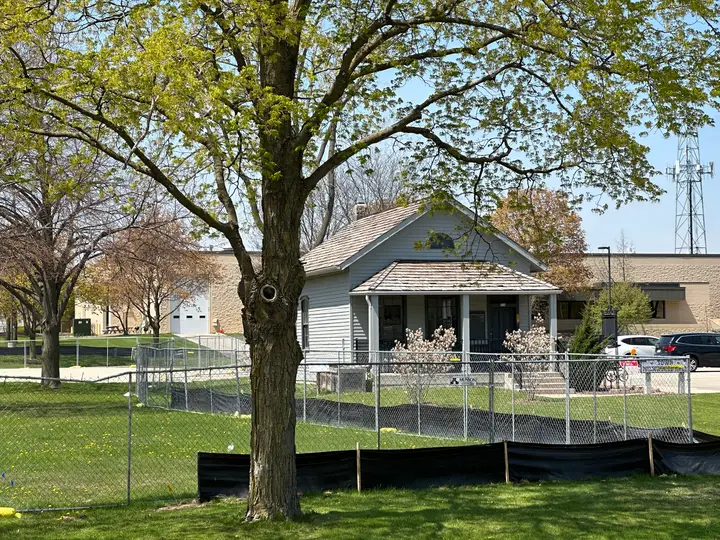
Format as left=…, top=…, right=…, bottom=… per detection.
left=462, top=294, right=470, bottom=360
left=366, top=295, right=380, bottom=354
left=549, top=293, right=558, bottom=351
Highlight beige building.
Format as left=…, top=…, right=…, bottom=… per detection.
left=75, top=250, right=256, bottom=336
left=557, top=253, right=720, bottom=336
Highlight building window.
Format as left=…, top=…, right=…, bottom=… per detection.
left=300, top=297, right=309, bottom=349
left=558, top=301, right=585, bottom=320
left=650, top=300, right=665, bottom=319
left=426, top=296, right=459, bottom=336
left=429, top=232, right=455, bottom=250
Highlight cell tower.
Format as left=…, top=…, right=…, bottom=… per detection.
left=667, top=130, right=713, bottom=254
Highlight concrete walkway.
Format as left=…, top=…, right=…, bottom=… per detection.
left=0, top=366, right=133, bottom=383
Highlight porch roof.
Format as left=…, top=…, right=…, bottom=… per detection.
left=350, top=261, right=562, bottom=295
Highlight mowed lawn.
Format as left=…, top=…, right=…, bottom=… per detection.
left=0, top=382, right=476, bottom=510
left=0, top=334, right=201, bottom=368
left=2, top=476, right=720, bottom=539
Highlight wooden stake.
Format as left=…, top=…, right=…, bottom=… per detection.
left=504, top=440, right=510, bottom=484
left=356, top=442, right=362, bottom=492
left=648, top=434, right=655, bottom=477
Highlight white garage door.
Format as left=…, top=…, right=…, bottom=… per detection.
left=170, top=290, right=209, bottom=335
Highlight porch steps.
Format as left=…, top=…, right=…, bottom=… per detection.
left=510, top=372, right=573, bottom=394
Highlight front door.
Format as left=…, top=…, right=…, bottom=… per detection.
left=489, top=306, right=517, bottom=351
left=379, top=296, right=405, bottom=350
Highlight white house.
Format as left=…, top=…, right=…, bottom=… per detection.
left=297, top=200, right=561, bottom=359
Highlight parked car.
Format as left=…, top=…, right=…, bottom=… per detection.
left=655, top=333, right=720, bottom=371
left=604, top=335, right=659, bottom=357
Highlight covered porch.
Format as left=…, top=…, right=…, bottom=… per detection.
left=349, top=261, right=562, bottom=356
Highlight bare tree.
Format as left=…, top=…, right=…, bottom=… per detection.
left=615, top=229, right=635, bottom=282
left=301, top=151, right=405, bottom=252
left=0, top=134, right=148, bottom=386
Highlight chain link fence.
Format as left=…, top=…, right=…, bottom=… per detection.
left=0, top=347, right=693, bottom=512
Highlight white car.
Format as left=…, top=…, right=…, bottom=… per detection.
left=604, top=335, right=659, bottom=357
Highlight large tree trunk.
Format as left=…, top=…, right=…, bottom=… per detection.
left=41, top=323, right=61, bottom=388
left=243, top=165, right=307, bottom=521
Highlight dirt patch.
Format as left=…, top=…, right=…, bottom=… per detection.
left=157, top=501, right=205, bottom=512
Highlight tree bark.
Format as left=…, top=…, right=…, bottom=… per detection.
left=41, top=323, right=61, bottom=389
left=243, top=165, right=307, bottom=521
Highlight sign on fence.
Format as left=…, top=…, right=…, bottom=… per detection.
left=449, top=376, right=478, bottom=386
left=640, top=359, right=687, bottom=373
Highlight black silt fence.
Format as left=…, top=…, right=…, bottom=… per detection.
left=172, top=387, right=691, bottom=445
left=198, top=438, right=720, bottom=502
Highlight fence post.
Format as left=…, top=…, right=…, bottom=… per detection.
left=209, top=366, right=214, bottom=414
left=235, top=364, right=241, bottom=413
left=593, top=361, right=597, bottom=444
left=127, top=372, right=133, bottom=505
left=511, top=361, right=515, bottom=442
left=622, top=368, right=628, bottom=441
left=489, top=355, right=495, bottom=444
left=375, top=359, right=381, bottom=449
left=645, top=372, right=652, bottom=395
left=184, top=364, right=189, bottom=412
left=463, top=354, right=468, bottom=441
left=337, top=363, right=341, bottom=427
left=106, top=337, right=110, bottom=367
left=76, top=337, right=80, bottom=367
left=23, top=340, right=27, bottom=368
left=687, top=357, right=693, bottom=444
left=303, top=355, right=307, bottom=423
left=417, top=362, right=421, bottom=436
left=565, top=352, right=570, bottom=444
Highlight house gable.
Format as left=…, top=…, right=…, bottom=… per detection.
left=347, top=209, right=538, bottom=288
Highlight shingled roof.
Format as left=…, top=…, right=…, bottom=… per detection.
left=301, top=201, right=426, bottom=274
left=350, top=261, right=561, bottom=294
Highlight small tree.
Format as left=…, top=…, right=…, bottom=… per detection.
left=503, top=316, right=553, bottom=400
left=585, top=282, right=652, bottom=334
left=392, top=327, right=456, bottom=404
left=568, top=310, right=613, bottom=392
left=489, top=190, right=591, bottom=293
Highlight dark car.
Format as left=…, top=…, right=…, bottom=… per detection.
left=655, top=333, right=720, bottom=371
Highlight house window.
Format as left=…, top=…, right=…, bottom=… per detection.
left=300, top=297, right=309, bottom=349
left=426, top=296, right=459, bottom=336
left=558, top=301, right=585, bottom=320
left=429, top=232, right=455, bottom=250
left=650, top=300, right=665, bottom=319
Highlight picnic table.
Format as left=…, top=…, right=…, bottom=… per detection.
left=103, top=325, right=122, bottom=334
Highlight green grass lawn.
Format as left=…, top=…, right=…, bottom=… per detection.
left=2, top=476, right=720, bottom=539
left=0, top=335, right=204, bottom=368
left=0, top=382, right=475, bottom=511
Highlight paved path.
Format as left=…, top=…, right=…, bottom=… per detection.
left=0, top=366, right=133, bottom=383
left=690, top=368, right=720, bottom=393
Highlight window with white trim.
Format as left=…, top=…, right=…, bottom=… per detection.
left=300, top=297, right=309, bottom=350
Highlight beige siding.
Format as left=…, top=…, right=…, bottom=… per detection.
left=582, top=254, right=720, bottom=333
left=207, top=253, right=245, bottom=334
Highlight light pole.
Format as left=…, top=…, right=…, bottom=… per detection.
left=598, top=246, right=618, bottom=360
left=598, top=246, right=611, bottom=310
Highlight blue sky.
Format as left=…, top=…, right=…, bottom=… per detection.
left=580, top=123, right=720, bottom=254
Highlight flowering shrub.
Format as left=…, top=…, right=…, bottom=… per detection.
left=392, top=327, right=456, bottom=404
left=502, top=316, right=553, bottom=400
